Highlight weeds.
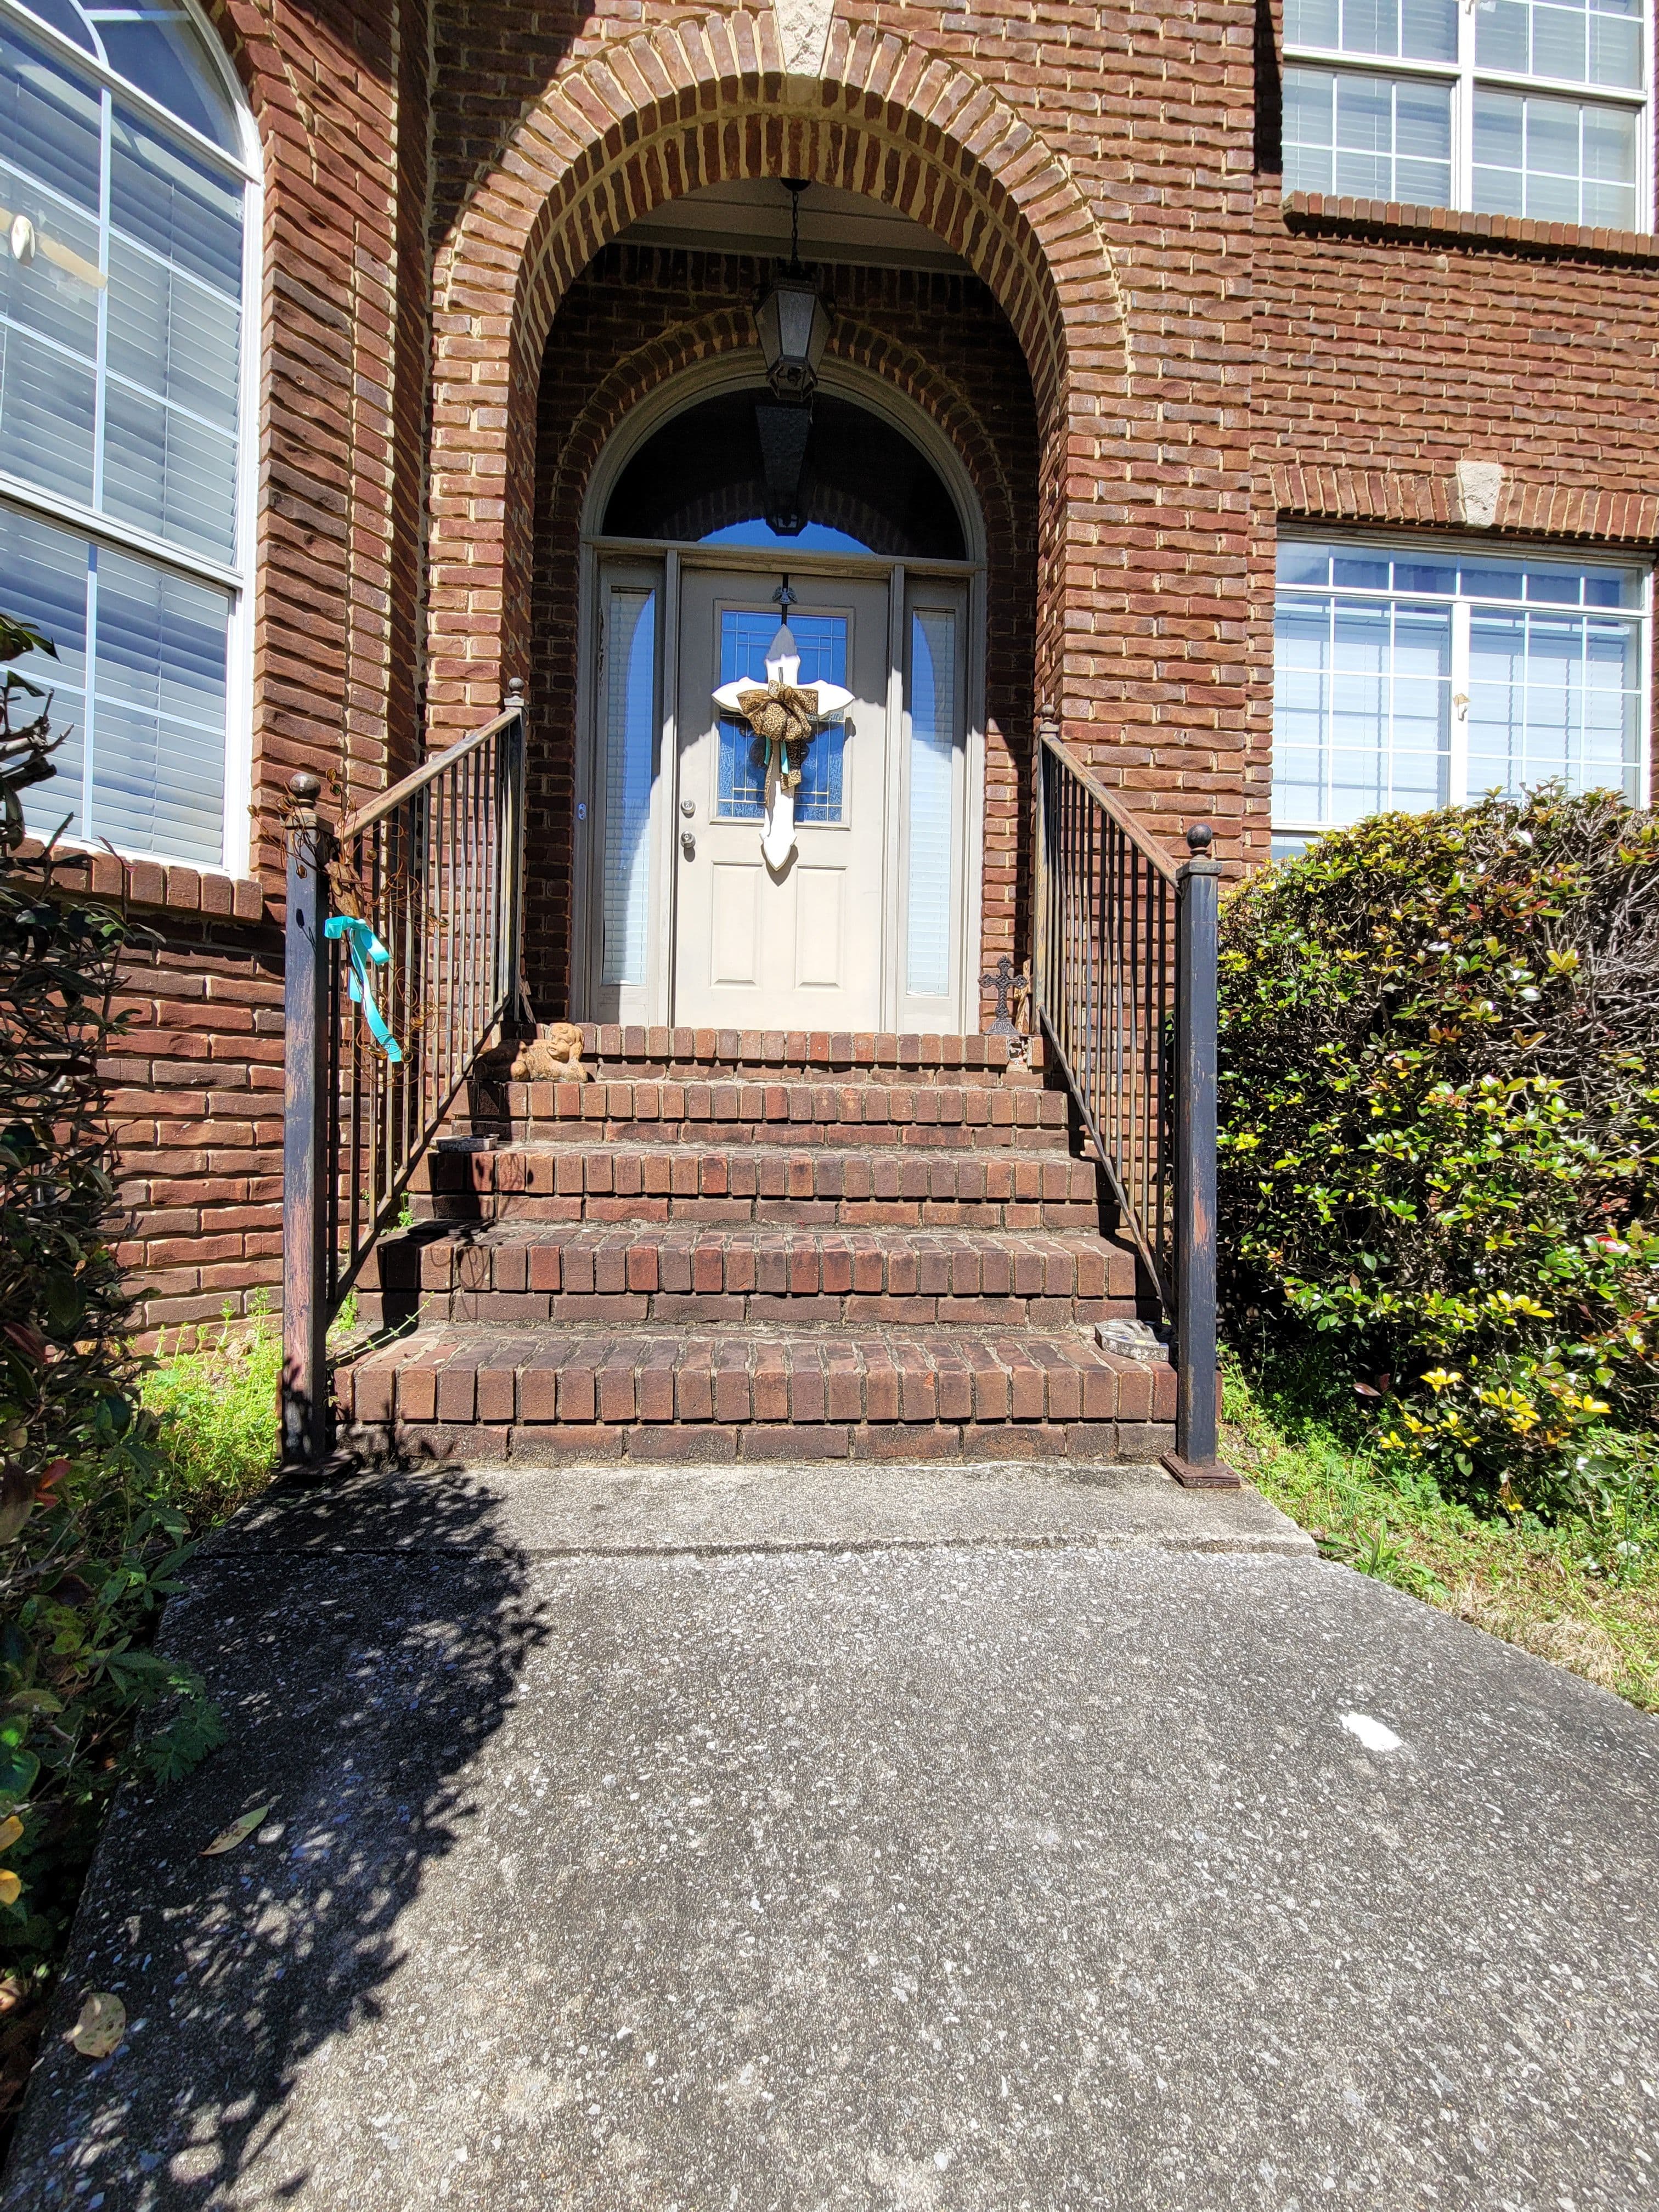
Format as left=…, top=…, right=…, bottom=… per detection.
left=1227, top=1350, right=1659, bottom=1709
left=142, top=1296, right=284, bottom=1528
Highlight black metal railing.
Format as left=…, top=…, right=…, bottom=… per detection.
left=280, top=687, right=527, bottom=1460
left=1032, top=721, right=1234, bottom=1485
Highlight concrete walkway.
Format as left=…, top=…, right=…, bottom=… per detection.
left=5, top=1461, right=1658, bottom=2210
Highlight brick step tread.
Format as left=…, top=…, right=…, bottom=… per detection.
left=421, top=1144, right=1098, bottom=1210
left=464, top=1077, right=1069, bottom=1146
left=340, top=1325, right=1175, bottom=1430
left=560, top=1027, right=1044, bottom=1077
left=382, top=1222, right=1136, bottom=1301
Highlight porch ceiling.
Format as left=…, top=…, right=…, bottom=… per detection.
left=619, top=179, right=968, bottom=275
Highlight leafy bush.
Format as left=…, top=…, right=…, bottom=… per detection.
left=1217, top=788, right=1659, bottom=1515
left=0, top=612, right=223, bottom=2107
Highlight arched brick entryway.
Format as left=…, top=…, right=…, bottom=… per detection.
left=426, top=12, right=1131, bottom=742
left=524, top=264, right=1040, bottom=1022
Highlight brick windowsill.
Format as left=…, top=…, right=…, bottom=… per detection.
left=14, top=837, right=268, bottom=923
left=1281, top=190, right=1659, bottom=265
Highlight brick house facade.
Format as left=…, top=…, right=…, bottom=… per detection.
left=5, top=0, right=1654, bottom=1337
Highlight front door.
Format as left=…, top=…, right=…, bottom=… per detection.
left=673, top=568, right=892, bottom=1030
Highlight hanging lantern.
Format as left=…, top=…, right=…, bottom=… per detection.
left=755, top=272, right=831, bottom=400
left=754, top=182, right=832, bottom=401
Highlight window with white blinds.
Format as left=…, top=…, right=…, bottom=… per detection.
left=0, top=0, right=253, bottom=868
left=905, top=606, right=957, bottom=1001
left=601, top=584, right=657, bottom=989
left=1272, top=537, right=1650, bottom=857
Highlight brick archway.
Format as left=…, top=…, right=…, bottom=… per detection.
left=428, top=9, right=1130, bottom=737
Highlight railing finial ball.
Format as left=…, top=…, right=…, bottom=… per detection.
left=504, top=676, right=525, bottom=707
left=289, top=770, right=322, bottom=801
left=1186, top=822, right=1214, bottom=854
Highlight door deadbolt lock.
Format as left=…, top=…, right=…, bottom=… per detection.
left=680, top=798, right=695, bottom=818
left=680, top=830, right=697, bottom=860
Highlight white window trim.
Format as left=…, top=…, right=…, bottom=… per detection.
left=0, top=0, right=262, bottom=877
left=1271, top=527, right=1654, bottom=842
left=1283, top=0, right=1655, bottom=230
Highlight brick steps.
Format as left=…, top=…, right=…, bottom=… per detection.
left=417, top=1142, right=1101, bottom=1229
left=473, top=1077, right=1069, bottom=1151
left=356, top=1034, right=1167, bottom=1472
left=559, top=1026, right=1041, bottom=1080
left=362, top=1222, right=1138, bottom=1330
left=337, top=1324, right=1175, bottom=1466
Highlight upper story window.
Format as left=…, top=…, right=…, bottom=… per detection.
left=0, top=0, right=256, bottom=871
left=1282, top=0, right=1649, bottom=229
left=1272, top=535, right=1650, bottom=858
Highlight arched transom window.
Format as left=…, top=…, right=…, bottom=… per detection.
left=0, top=0, right=256, bottom=868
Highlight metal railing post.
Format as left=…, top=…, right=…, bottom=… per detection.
left=1033, top=716, right=1054, bottom=1012
left=281, top=771, right=334, bottom=1465
left=504, top=678, right=528, bottom=1028
left=1165, top=822, right=1237, bottom=1488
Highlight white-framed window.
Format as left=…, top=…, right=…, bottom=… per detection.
left=1282, top=0, right=1650, bottom=230
left=1272, top=534, right=1651, bottom=857
left=0, top=0, right=258, bottom=872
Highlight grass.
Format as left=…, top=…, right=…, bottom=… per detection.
left=141, top=1294, right=286, bottom=1529
left=1225, top=1356, right=1659, bottom=1712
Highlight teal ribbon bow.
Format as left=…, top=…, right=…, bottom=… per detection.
left=325, top=915, right=403, bottom=1062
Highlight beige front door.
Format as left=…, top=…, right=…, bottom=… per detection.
left=673, top=568, right=892, bottom=1030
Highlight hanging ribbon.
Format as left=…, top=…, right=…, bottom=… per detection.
left=324, top=915, right=403, bottom=1062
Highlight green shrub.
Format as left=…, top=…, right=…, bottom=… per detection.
left=0, top=613, right=222, bottom=2025
left=1217, top=787, right=1659, bottom=1515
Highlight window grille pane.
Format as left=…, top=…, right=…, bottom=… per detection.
left=107, top=235, right=239, bottom=430
left=714, top=607, right=847, bottom=826
left=0, top=25, right=100, bottom=210
left=91, top=2, right=240, bottom=149
left=0, top=500, right=87, bottom=839
left=906, top=608, right=956, bottom=1000
left=17, top=0, right=97, bottom=55
left=1473, top=88, right=1638, bottom=225
left=0, top=160, right=101, bottom=357
left=89, top=543, right=227, bottom=863
left=600, top=586, right=656, bottom=989
left=110, top=109, right=242, bottom=298
left=1469, top=607, right=1640, bottom=800
left=1273, top=593, right=1452, bottom=826
left=1284, top=67, right=1452, bottom=204
left=102, top=373, right=236, bottom=558
left=1285, top=0, right=1456, bottom=59
left=0, top=323, right=95, bottom=500
left=1476, top=0, right=1644, bottom=88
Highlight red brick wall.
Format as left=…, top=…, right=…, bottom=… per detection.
left=524, top=243, right=1041, bottom=1018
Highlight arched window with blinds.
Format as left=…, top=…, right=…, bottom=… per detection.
left=0, top=0, right=256, bottom=869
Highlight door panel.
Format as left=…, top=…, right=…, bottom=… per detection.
left=710, top=861, right=764, bottom=986
left=674, top=568, right=890, bottom=1030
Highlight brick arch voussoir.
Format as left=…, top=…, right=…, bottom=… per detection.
left=430, top=15, right=1118, bottom=725
left=437, top=19, right=1128, bottom=417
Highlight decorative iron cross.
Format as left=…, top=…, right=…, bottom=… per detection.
left=979, top=955, right=1022, bottom=1038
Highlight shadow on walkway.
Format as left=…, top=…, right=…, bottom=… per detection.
left=1, top=1462, right=547, bottom=2208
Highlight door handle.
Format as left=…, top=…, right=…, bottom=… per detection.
left=680, top=830, right=696, bottom=860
